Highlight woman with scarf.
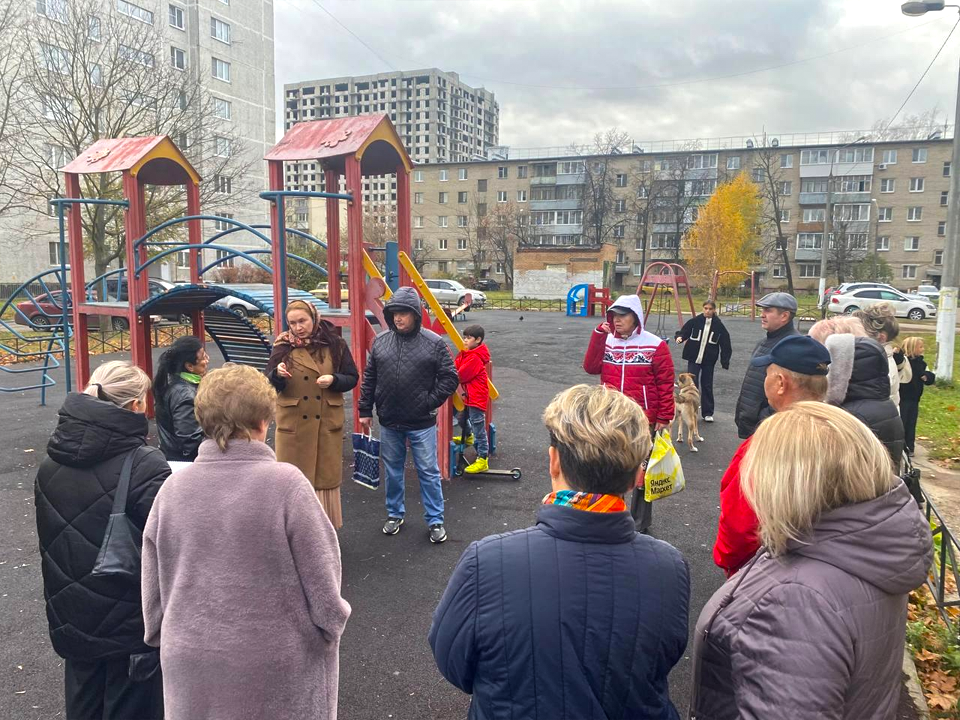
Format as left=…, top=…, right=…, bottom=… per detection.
left=266, top=300, right=358, bottom=528
left=154, top=336, right=209, bottom=462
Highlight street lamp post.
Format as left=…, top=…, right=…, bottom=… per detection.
left=819, top=136, right=868, bottom=316
left=902, top=1, right=959, bottom=382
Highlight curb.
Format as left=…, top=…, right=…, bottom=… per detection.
left=904, top=647, right=931, bottom=720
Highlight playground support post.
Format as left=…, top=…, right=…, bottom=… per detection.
left=267, top=161, right=288, bottom=331
left=396, top=166, right=412, bottom=288
left=325, top=169, right=342, bottom=310
left=123, top=173, right=154, bottom=389
left=186, top=182, right=205, bottom=342
left=65, top=173, right=91, bottom=388
left=55, top=201, right=70, bottom=394
left=345, top=155, right=366, bottom=431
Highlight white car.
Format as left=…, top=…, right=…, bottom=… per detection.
left=827, top=287, right=938, bottom=321
left=423, top=279, right=486, bottom=307
left=913, top=284, right=941, bottom=304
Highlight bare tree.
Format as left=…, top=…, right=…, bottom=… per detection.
left=650, top=142, right=703, bottom=262
left=487, top=201, right=527, bottom=288
left=572, top=128, right=631, bottom=247
left=629, top=159, right=665, bottom=277
left=0, top=0, right=25, bottom=217
left=753, top=138, right=796, bottom=295
left=408, top=240, right=434, bottom=274
left=866, top=106, right=950, bottom=142
left=457, top=198, right=491, bottom=281
left=4, top=0, right=254, bottom=275
left=825, top=217, right=867, bottom=285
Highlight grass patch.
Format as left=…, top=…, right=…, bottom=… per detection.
left=908, top=583, right=960, bottom=717
left=909, top=333, right=960, bottom=469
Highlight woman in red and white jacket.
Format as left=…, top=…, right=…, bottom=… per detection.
left=583, top=294, right=675, bottom=532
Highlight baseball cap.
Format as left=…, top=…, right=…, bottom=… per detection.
left=609, top=305, right=633, bottom=315
left=751, top=335, right=832, bottom=376
left=756, top=292, right=798, bottom=312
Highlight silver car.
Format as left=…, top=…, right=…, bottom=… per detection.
left=423, top=279, right=486, bottom=307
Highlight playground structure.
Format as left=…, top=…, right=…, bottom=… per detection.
left=0, top=115, right=499, bottom=479
left=637, top=263, right=697, bottom=337
left=710, top=270, right=757, bottom=321
left=565, top=283, right=612, bottom=317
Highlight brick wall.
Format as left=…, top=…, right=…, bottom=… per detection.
left=514, top=245, right=616, bottom=299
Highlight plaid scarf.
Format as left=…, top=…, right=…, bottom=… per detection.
left=542, top=490, right=626, bottom=513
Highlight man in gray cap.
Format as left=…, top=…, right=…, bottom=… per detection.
left=733, top=292, right=799, bottom=438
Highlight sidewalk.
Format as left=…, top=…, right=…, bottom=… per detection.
left=914, top=444, right=960, bottom=531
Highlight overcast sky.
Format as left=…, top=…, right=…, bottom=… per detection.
left=275, top=0, right=960, bottom=150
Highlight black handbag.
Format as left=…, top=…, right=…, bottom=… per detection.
left=91, top=448, right=143, bottom=579
left=901, top=451, right=923, bottom=508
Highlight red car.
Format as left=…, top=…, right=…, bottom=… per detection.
left=14, top=280, right=178, bottom=330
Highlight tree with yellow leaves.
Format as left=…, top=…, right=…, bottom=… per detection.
left=685, top=172, right=762, bottom=293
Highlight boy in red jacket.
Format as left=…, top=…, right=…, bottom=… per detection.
left=454, top=325, right=491, bottom=474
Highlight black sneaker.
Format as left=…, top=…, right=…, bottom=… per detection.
left=383, top=517, right=404, bottom=535
left=429, top=524, right=447, bottom=544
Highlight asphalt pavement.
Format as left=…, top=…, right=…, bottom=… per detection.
left=0, top=310, right=916, bottom=719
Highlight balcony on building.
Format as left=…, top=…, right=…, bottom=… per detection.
left=529, top=198, right=581, bottom=211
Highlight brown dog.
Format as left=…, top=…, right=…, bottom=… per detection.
left=672, top=373, right=704, bottom=452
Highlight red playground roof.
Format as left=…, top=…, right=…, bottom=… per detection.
left=60, top=136, right=200, bottom=186
left=265, top=114, right=413, bottom=175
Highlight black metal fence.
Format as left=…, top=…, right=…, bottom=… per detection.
left=481, top=298, right=564, bottom=312
left=1, top=281, right=63, bottom=301
left=921, top=487, right=960, bottom=631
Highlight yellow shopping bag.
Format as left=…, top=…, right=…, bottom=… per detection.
left=644, top=430, right=686, bottom=502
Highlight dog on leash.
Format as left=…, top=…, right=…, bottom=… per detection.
left=672, top=373, right=704, bottom=452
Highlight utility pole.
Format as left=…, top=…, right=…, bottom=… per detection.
left=937, top=58, right=960, bottom=382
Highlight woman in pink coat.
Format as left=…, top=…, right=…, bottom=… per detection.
left=142, top=364, right=351, bottom=720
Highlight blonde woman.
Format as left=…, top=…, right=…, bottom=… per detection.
left=35, top=361, right=169, bottom=720
left=431, top=384, right=689, bottom=719
left=854, top=302, right=912, bottom=404
left=899, top=336, right=937, bottom=455
left=690, top=402, right=932, bottom=720
left=142, top=364, right=351, bottom=720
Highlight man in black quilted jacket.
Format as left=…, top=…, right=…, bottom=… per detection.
left=358, top=286, right=459, bottom=543
left=733, top=292, right=799, bottom=438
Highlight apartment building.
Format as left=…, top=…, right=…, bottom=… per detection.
left=406, top=136, right=952, bottom=292
left=0, top=0, right=276, bottom=284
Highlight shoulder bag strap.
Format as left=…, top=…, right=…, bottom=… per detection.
left=111, top=447, right=140, bottom=515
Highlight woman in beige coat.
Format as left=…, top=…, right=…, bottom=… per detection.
left=266, top=300, right=358, bottom=528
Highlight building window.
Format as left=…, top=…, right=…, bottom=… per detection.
left=880, top=178, right=895, bottom=193
left=802, top=208, right=825, bottom=223
left=168, top=4, right=184, bottom=29
left=836, top=175, right=871, bottom=193
left=944, top=161, right=952, bottom=177
left=797, top=233, right=823, bottom=250
left=798, top=263, right=821, bottom=278
left=214, top=175, right=231, bottom=194
left=457, top=215, right=467, bottom=227
left=458, top=168, right=467, bottom=180
left=48, top=240, right=68, bottom=266
left=615, top=199, right=627, bottom=213
left=176, top=251, right=190, bottom=269
left=497, top=191, right=507, bottom=203
left=496, top=262, right=504, bottom=275
left=909, top=177, right=925, bottom=193
left=942, top=191, right=949, bottom=206
left=517, top=165, right=528, bottom=179
left=88, top=15, right=101, bottom=40
left=780, top=209, right=790, bottom=223
left=215, top=249, right=235, bottom=267
left=615, top=173, right=627, bottom=187
left=437, top=261, right=448, bottom=273
left=214, top=136, right=231, bottom=157
left=439, top=169, right=448, bottom=181
left=438, top=238, right=448, bottom=250
left=456, top=191, right=467, bottom=204
left=37, top=0, right=68, bottom=22
left=414, top=216, right=424, bottom=228
left=212, top=97, right=231, bottom=120
left=751, top=167, right=763, bottom=182
left=907, top=206, right=923, bottom=221
left=170, top=46, right=186, bottom=70
left=902, top=264, right=918, bottom=279
left=878, top=207, right=893, bottom=222
left=438, top=216, right=448, bottom=227
left=877, top=236, right=890, bottom=251
left=801, top=178, right=829, bottom=193
left=833, top=204, right=870, bottom=222
left=780, top=181, right=792, bottom=196
left=727, top=156, right=741, bottom=170
left=45, top=143, right=70, bottom=168
left=557, top=161, right=585, bottom=175
left=414, top=170, right=423, bottom=182
left=800, top=149, right=830, bottom=165
left=780, top=154, right=793, bottom=168
left=478, top=179, right=487, bottom=192
left=414, top=192, right=423, bottom=204
left=835, top=147, right=874, bottom=163
left=117, top=0, right=153, bottom=24
left=414, top=238, right=424, bottom=250
left=938, top=221, right=946, bottom=236
left=687, top=154, right=719, bottom=169
left=211, top=57, right=231, bottom=82
left=211, top=16, right=231, bottom=44
left=517, top=190, right=527, bottom=202
left=912, top=148, right=928, bottom=163
left=439, top=192, right=448, bottom=204
left=457, top=237, right=467, bottom=250
left=119, top=44, right=154, bottom=67
left=904, top=236, right=920, bottom=251
left=935, top=249, right=944, bottom=264
left=498, top=166, right=508, bottom=179
left=882, top=149, right=897, bottom=165
left=772, top=264, right=786, bottom=278
left=613, top=224, right=625, bottom=238
left=477, top=203, right=487, bottom=216
left=213, top=213, right=234, bottom=231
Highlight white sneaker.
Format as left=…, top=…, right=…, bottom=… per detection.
left=704, top=416, right=714, bottom=423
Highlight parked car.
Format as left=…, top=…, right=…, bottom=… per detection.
left=423, top=279, right=487, bottom=307
left=912, top=284, right=941, bottom=304
left=475, top=279, right=501, bottom=291
left=14, top=279, right=177, bottom=330
left=210, top=288, right=265, bottom=317
left=310, top=282, right=349, bottom=302
left=827, top=288, right=938, bottom=321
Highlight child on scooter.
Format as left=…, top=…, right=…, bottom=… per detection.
left=454, top=325, right=491, bottom=473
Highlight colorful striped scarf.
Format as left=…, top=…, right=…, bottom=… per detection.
left=542, top=490, right=626, bottom=513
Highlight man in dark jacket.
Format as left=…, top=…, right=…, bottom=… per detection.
left=430, top=384, right=690, bottom=720
left=358, top=286, right=459, bottom=543
left=734, top=292, right=799, bottom=438
left=35, top=386, right=169, bottom=719
left=824, top=334, right=905, bottom=471
left=675, top=299, right=732, bottom=421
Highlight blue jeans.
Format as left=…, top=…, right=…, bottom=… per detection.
left=463, top=406, right=489, bottom=458
left=380, top=425, right=445, bottom=525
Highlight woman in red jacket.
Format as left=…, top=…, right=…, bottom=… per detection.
left=583, top=293, right=675, bottom=531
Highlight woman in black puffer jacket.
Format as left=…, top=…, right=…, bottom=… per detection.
left=153, top=335, right=209, bottom=461
left=35, top=361, right=169, bottom=719
left=823, top=334, right=905, bottom=472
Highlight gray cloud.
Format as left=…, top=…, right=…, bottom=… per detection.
left=275, top=0, right=960, bottom=149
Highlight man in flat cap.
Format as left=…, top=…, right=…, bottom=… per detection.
left=733, top=292, right=799, bottom=439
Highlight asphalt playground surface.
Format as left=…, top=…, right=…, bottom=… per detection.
left=0, top=309, right=915, bottom=719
